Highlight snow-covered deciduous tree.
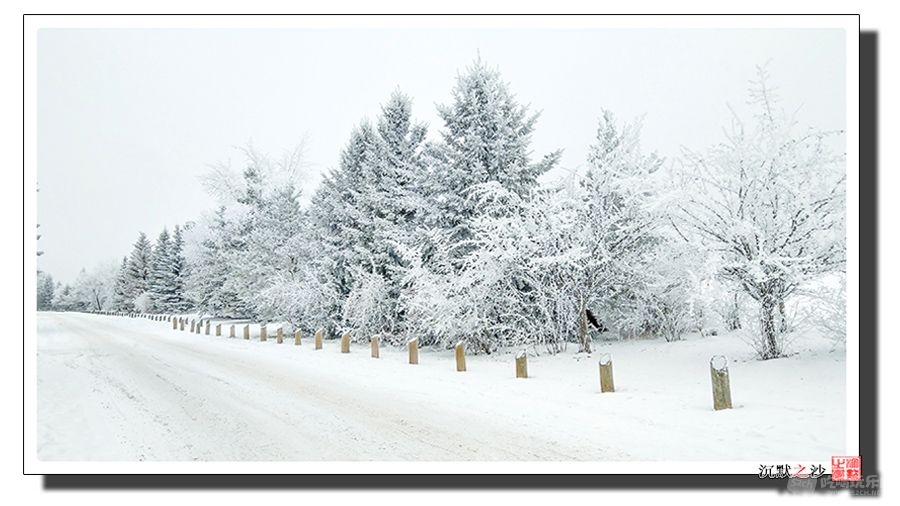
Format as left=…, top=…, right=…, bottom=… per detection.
left=69, top=264, right=117, bottom=312
left=797, top=275, right=846, bottom=346
left=187, top=144, right=310, bottom=320
left=254, top=267, right=340, bottom=336
left=640, top=242, right=710, bottom=342
left=401, top=183, right=576, bottom=354
left=673, top=67, right=845, bottom=359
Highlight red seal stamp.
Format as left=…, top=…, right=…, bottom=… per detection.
left=831, top=456, right=862, bottom=481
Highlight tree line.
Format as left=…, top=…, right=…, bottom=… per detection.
left=38, top=61, right=846, bottom=359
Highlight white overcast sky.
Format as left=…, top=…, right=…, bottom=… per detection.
left=36, top=27, right=846, bottom=283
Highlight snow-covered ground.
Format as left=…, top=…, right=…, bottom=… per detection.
left=36, top=312, right=844, bottom=461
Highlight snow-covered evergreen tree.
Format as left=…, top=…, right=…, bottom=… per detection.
left=311, top=91, right=428, bottom=341
left=124, top=232, right=154, bottom=311
left=568, top=111, right=665, bottom=349
left=186, top=207, right=244, bottom=317
left=111, top=256, right=131, bottom=312
left=37, top=271, right=55, bottom=311
left=52, top=283, right=80, bottom=311
left=148, top=228, right=172, bottom=312
left=228, top=153, right=308, bottom=319
left=396, top=60, right=565, bottom=352
left=428, top=58, right=560, bottom=267
left=168, top=224, right=190, bottom=312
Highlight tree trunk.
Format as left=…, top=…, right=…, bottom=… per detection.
left=578, top=298, right=592, bottom=353
left=778, top=300, right=788, bottom=333
left=761, top=299, right=779, bottom=359
left=727, top=292, right=741, bottom=331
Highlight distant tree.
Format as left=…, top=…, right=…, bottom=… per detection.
left=36, top=271, right=55, bottom=310
left=52, top=283, right=80, bottom=311
left=73, top=265, right=116, bottom=312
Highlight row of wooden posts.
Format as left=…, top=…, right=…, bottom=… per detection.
left=118, top=311, right=734, bottom=411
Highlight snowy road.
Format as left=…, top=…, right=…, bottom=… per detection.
left=36, top=312, right=626, bottom=461
left=36, top=312, right=844, bottom=462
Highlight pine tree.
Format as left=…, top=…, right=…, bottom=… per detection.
left=148, top=228, right=174, bottom=312
left=396, top=59, right=562, bottom=350
left=187, top=207, right=243, bottom=317
left=310, top=91, right=429, bottom=340
left=572, top=110, right=664, bottom=349
left=430, top=58, right=561, bottom=266
left=168, top=224, right=190, bottom=312
left=36, top=272, right=55, bottom=310
left=112, top=256, right=130, bottom=311
left=225, top=157, right=307, bottom=319
left=125, top=232, right=153, bottom=311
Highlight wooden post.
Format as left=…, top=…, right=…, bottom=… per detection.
left=371, top=335, right=379, bottom=358
left=230, top=324, right=235, bottom=338
left=205, top=321, right=210, bottom=335
left=294, top=329, right=301, bottom=346
left=455, top=341, right=466, bottom=372
left=260, top=325, right=267, bottom=342
left=276, top=327, right=284, bottom=344
left=243, top=324, right=250, bottom=340
left=341, top=332, right=350, bottom=353
left=190, top=320, right=195, bottom=333
left=172, top=318, right=177, bottom=330
left=598, top=353, right=615, bottom=393
left=215, top=323, right=221, bottom=336
left=315, top=329, right=323, bottom=350
left=179, top=318, right=184, bottom=331
left=710, top=355, right=733, bottom=410
left=515, top=350, right=528, bottom=379
left=408, top=338, right=419, bottom=365
left=196, top=321, right=201, bottom=334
